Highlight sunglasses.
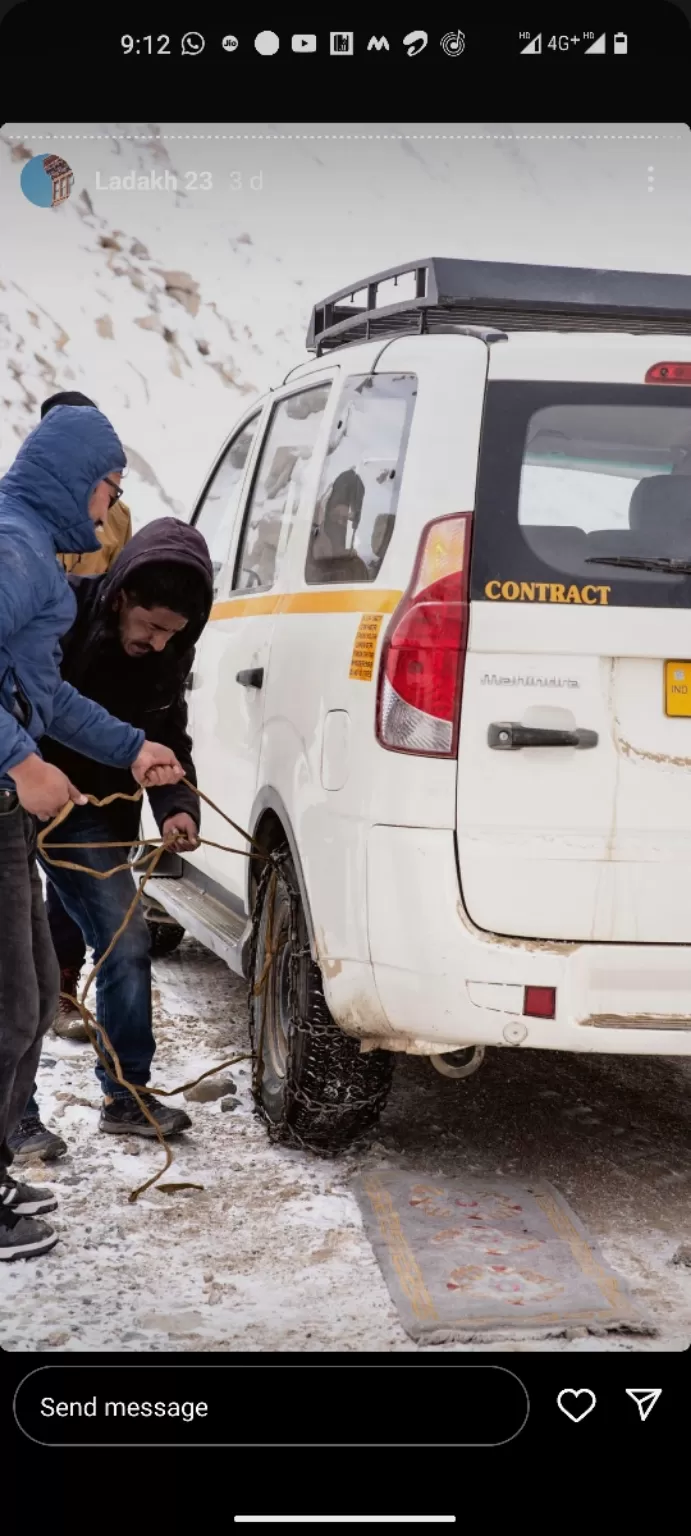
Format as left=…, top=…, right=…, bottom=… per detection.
left=104, top=476, right=124, bottom=508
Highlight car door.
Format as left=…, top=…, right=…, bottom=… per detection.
left=460, top=352, right=691, bottom=943
left=179, top=408, right=265, bottom=884
left=189, top=378, right=334, bottom=907
left=259, top=364, right=420, bottom=965
left=137, top=408, right=265, bottom=867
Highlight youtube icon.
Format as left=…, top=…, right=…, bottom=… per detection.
left=292, top=33, right=317, bottom=51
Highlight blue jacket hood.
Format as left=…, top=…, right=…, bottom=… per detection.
left=0, top=405, right=126, bottom=555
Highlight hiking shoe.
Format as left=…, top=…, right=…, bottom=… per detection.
left=99, top=1097, right=192, bottom=1139
left=9, top=1115, right=67, bottom=1164
left=0, top=1207, right=58, bottom=1261
left=1, top=1175, right=58, bottom=1217
left=53, top=967, right=90, bottom=1042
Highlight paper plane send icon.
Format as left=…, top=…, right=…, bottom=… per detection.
left=626, top=1388, right=662, bottom=1422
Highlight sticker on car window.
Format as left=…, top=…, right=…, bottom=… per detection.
left=484, top=580, right=612, bottom=605
left=349, top=613, right=384, bottom=680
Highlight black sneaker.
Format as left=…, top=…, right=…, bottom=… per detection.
left=0, top=1175, right=58, bottom=1217
left=9, top=1115, right=67, bottom=1163
left=99, top=1097, right=192, bottom=1139
left=0, top=1207, right=58, bottom=1260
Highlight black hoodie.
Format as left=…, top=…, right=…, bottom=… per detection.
left=41, top=517, right=213, bottom=833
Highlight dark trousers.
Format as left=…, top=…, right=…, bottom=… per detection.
left=0, top=796, right=60, bottom=1173
left=37, top=805, right=155, bottom=1099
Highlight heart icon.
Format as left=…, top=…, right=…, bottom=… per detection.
left=557, top=1388, right=597, bottom=1423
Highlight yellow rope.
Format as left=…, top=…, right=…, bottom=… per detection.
left=37, top=780, right=271, bottom=1203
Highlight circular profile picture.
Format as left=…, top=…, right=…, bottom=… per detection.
left=20, top=152, right=74, bottom=208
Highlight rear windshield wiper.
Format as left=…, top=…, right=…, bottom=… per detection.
left=584, top=554, right=691, bottom=574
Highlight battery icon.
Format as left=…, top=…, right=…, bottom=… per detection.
left=613, top=32, right=627, bottom=52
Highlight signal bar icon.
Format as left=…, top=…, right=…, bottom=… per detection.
left=585, top=33, right=606, bottom=52
left=520, top=33, right=541, bottom=53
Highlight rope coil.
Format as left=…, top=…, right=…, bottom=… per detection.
left=37, top=779, right=278, bottom=1202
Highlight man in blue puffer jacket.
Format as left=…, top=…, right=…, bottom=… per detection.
left=0, top=404, right=185, bottom=1262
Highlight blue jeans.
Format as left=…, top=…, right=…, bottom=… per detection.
left=46, top=875, right=87, bottom=971
left=36, top=806, right=154, bottom=1100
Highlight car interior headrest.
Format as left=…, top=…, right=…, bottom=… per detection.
left=521, top=526, right=588, bottom=565
left=371, top=513, right=395, bottom=559
left=628, top=474, right=691, bottom=540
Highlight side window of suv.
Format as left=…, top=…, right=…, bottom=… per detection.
left=192, top=414, right=261, bottom=593
left=304, top=373, right=417, bottom=585
left=233, top=384, right=331, bottom=593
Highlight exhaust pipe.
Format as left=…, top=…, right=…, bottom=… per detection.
left=430, top=1046, right=485, bottom=1080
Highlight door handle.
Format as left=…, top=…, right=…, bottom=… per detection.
left=488, top=722, right=598, bottom=750
left=236, top=667, right=264, bottom=689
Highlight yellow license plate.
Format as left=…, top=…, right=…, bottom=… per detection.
left=665, top=661, right=691, bottom=715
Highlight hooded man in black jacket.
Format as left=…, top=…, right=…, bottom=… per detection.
left=11, top=517, right=214, bottom=1152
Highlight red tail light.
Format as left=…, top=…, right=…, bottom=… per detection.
left=645, top=362, right=691, bottom=383
left=376, top=513, right=472, bottom=757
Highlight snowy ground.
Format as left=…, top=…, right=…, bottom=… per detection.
left=1, top=937, right=690, bottom=1354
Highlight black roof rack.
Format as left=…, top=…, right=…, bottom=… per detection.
left=306, top=256, right=691, bottom=353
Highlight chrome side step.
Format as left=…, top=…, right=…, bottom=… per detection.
left=144, top=875, right=250, bottom=976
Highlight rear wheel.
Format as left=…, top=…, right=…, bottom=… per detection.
left=249, top=851, right=394, bottom=1154
left=147, top=919, right=186, bottom=958
left=129, top=841, right=187, bottom=959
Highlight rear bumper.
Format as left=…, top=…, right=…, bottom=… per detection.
left=363, top=825, right=691, bottom=1056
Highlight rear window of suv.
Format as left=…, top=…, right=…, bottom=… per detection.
left=471, top=381, right=691, bottom=608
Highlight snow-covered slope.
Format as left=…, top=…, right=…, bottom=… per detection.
left=0, top=129, right=312, bottom=524
left=1, top=122, right=690, bottom=526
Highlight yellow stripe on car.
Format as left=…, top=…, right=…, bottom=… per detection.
left=210, top=589, right=404, bottom=622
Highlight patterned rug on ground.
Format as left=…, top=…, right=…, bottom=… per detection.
left=354, top=1171, right=648, bottom=1340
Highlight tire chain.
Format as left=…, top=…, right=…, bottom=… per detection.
left=247, top=851, right=394, bottom=1157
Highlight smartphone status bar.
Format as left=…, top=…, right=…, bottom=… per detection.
left=118, top=29, right=637, bottom=60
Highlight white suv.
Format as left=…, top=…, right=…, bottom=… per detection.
left=142, top=256, right=691, bottom=1152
